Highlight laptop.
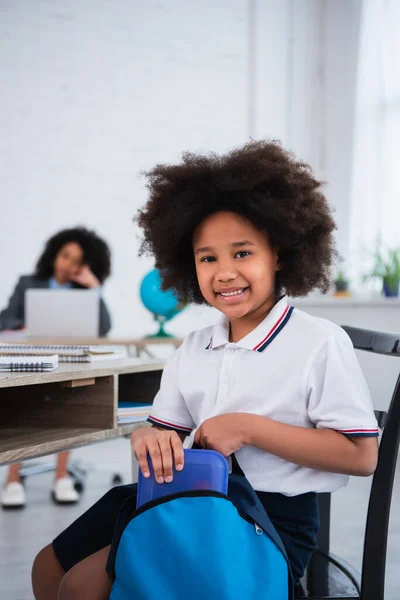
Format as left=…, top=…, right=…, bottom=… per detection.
left=25, top=289, right=99, bottom=337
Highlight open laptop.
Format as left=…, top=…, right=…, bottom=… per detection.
left=25, top=289, right=100, bottom=337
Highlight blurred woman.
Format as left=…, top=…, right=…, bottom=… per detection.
left=0, top=226, right=112, bottom=508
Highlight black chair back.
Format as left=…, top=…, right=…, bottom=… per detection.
left=342, top=326, right=400, bottom=600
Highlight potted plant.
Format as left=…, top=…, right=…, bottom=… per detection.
left=363, top=243, right=400, bottom=298
left=334, top=270, right=350, bottom=297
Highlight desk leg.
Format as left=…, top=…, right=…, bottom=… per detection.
left=126, top=345, right=139, bottom=358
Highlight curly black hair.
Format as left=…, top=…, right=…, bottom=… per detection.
left=137, top=140, right=338, bottom=303
left=35, top=227, right=111, bottom=283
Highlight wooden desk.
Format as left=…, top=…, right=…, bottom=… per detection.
left=0, top=335, right=183, bottom=358
left=0, top=358, right=163, bottom=466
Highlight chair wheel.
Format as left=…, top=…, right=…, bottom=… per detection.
left=112, top=474, right=123, bottom=485
left=74, top=481, right=84, bottom=493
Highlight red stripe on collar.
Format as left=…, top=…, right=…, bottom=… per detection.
left=253, top=305, right=290, bottom=351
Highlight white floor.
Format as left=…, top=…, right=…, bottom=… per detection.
left=0, top=438, right=399, bottom=599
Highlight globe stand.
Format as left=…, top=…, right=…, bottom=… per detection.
left=145, top=315, right=174, bottom=339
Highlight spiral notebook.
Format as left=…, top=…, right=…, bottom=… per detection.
left=0, top=354, right=59, bottom=372
left=0, top=344, right=125, bottom=363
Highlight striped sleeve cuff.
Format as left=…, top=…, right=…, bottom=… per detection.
left=147, top=415, right=193, bottom=435
left=338, top=427, right=379, bottom=437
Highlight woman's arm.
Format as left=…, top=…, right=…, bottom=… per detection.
left=0, top=277, right=25, bottom=331
left=194, top=413, right=378, bottom=477
left=70, top=265, right=111, bottom=336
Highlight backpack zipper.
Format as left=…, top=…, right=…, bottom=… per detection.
left=254, top=522, right=263, bottom=535
left=129, top=489, right=262, bottom=531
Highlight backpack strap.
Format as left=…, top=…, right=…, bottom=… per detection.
left=230, top=452, right=245, bottom=476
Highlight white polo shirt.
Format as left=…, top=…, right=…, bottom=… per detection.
left=148, top=296, right=379, bottom=496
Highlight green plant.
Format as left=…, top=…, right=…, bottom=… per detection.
left=335, top=270, right=347, bottom=282
left=363, top=241, right=400, bottom=295
left=334, top=268, right=350, bottom=294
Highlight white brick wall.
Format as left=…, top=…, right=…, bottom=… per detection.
left=0, top=0, right=357, bottom=337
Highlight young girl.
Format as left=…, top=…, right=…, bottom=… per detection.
left=32, top=141, right=378, bottom=599
left=1, top=226, right=112, bottom=508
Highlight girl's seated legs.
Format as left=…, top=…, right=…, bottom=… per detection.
left=32, top=485, right=137, bottom=599
left=32, top=544, right=65, bottom=600
left=32, top=544, right=111, bottom=600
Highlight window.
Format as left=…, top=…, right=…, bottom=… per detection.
left=349, top=0, right=400, bottom=283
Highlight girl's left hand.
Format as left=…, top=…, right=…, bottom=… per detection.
left=71, top=265, right=100, bottom=289
left=194, top=414, right=248, bottom=456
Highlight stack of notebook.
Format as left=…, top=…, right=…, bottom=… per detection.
left=0, top=354, right=59, bottom=372
left=117, top=402, right=152, bottom=424
left=0, top=344, right=126, bottom=363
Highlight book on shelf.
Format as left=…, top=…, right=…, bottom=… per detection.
left=0, top=354, right=59, bottom=372
left=117, top=402, right=152, bottom=425
left=0, top=344, right=126, bottom=363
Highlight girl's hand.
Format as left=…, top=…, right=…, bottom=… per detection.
left=194, top=414, right=248, bottom=456
left=131, top=426, right=184, bottom=483
left=71, top=264, right=100, bottom=288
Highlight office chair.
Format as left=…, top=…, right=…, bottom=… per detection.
left=19, top=457, right=123, bottom=494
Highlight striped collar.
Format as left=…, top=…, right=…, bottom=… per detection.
left=206, top=295, right=294, bottom=353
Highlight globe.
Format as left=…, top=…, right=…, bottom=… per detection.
left=139, top=269, right=186, bottom=338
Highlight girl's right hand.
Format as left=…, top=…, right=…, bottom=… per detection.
left=131, top=426, right=184, bottom=483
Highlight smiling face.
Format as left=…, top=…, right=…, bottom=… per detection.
left=53, top=242, right=84, bottom=284
left=193, top=211, right=281, bottom=340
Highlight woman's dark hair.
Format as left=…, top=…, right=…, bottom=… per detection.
left=137, top=140, right=338, bottom=303
left=35, top=227, right=111, bottom=283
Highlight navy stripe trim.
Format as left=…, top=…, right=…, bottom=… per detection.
left=340, top=431, right=379, bottom=438
left=256, top=306, right=294, bottom=352
left=147, top=417, right=192, bottom=434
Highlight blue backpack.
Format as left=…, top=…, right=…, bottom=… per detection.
left=109, top=457, right=294, bottom=600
